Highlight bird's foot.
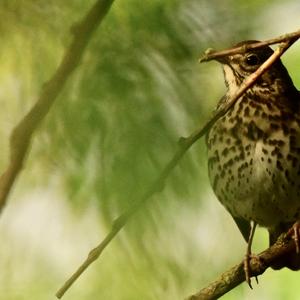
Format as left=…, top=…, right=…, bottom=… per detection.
left=244, top=253, right=261, bottom=288
left=287, top=221, right=300, bottom=254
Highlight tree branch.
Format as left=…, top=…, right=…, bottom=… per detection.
left=56, top=35, right=299, bottom=298
left=185, top=231, right=296, bottom=300
left=199, top=28, right=300, bottom=62
left=0, top=0, right=115, bottom=213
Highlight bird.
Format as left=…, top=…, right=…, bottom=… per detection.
left=206, top=40, right=300, bottom=285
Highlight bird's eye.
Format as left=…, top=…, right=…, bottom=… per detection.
left=245, top=54, right=259, bottom=66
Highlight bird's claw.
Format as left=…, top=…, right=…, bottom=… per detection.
left=287, top=221, right=300, bottom=254
left=244, top=253, right=261, bottom=288
left=244, top=253, right=252, bottom=289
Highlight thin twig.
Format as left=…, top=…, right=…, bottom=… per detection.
left=0, top=0, right=115, bottom=213
left=186, top=231, right=296, bottom=300
left=56, top=37, right=298, bottom=298
left=199, top=28, right=300, bottom=62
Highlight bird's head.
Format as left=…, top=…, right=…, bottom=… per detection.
left=214, top=40, right=292, bottom=96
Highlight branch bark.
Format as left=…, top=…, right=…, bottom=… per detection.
left=56, top=35, right=299, bottom=298
left=186, top=231, right=296, bottom=300
left=199, top=28, right=300, bottom=62
left=0, top=0, right=115, bottom=212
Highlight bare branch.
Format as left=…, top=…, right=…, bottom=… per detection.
left=199, top=29, right=300, bottom=62
left=0, top=0, right=115, bottom=212
left=186, top=231, right=296, bottom=300
left=56, top=36, right=299, bottom=298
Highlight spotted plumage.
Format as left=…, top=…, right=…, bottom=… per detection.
left=206, top=41, right=300, bottom=268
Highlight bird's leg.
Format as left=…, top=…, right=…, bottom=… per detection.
left=287, top=221, right=300, bottom=253
left=244, top=221, right=257, bottom=288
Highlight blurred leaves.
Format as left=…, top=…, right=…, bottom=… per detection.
left=0, top=0, right=279, bottom=218
left=0, top=0, right=299, bottom=299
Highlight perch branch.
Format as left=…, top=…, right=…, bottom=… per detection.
left=199, top=28, right=300, bottom=62
left=0, top=0, right=115, bottom=212
left=185, top=231, right=296, bottom=300
left=56, top=36, right=298, bottom=298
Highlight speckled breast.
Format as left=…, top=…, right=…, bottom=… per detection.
left=207, top=92, right=300, bottom=228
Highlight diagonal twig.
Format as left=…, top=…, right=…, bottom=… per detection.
left=199, top=28, right=300, bottom=62
left=0, top=0, right=115, bottom=213
left=56, top=36, right=298, bottom=298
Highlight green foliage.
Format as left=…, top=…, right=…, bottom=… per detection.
left=0, top=0, right=300, bottom=299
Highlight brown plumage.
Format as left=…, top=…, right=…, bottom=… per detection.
left=206, top=41, right=300, bottom=270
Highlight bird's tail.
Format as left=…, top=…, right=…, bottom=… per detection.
left=269, top=223, right=300, bottom=270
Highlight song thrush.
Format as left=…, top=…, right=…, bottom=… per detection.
left=206, top=40, right=300, bottom=283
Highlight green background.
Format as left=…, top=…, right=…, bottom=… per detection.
left=0, top=0, right=300, bottom=299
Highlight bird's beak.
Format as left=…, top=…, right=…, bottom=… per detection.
left=214, top=55, right=230, bottom=64
left=198, top=50, right=232, bottom=64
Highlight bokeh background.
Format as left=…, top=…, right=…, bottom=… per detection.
left=0, top=1, right=300, bottom=299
